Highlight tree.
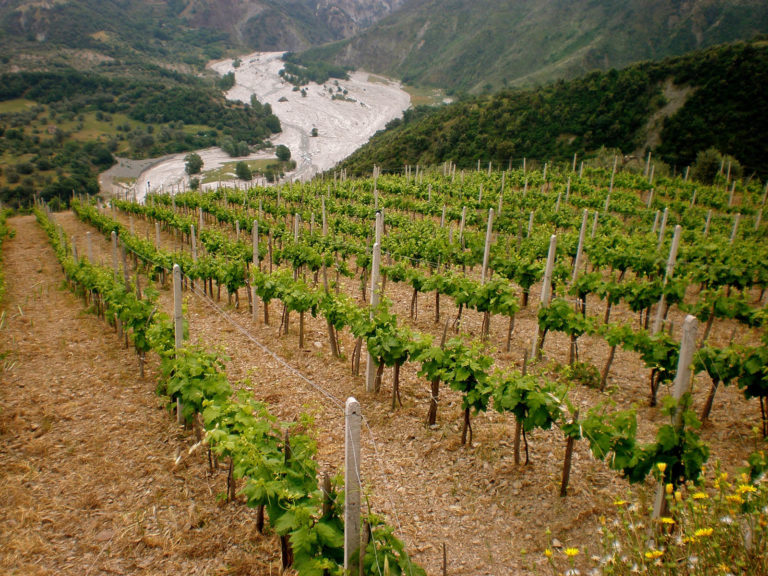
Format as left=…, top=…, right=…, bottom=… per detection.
left=276, top=144, right=291, bottom=162
left=190, top=177, right=200, bottom=190
left=235, top=161, right=252, bottom=181
left=185, top=153, right=203, bottom=175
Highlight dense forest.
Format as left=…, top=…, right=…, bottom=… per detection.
left=0, top=69, right=281, bottom=208
left=338, top=41, right=768, bottom=177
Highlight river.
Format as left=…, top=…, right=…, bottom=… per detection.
left=104, top=52, right=411, bottom=202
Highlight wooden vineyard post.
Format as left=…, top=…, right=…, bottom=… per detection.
left=560, top=409, right=579, bottom=497
left=571, top=209, right=588, bottom=284
left=440, top=205, right=446, bottom=228
left=647, top=188, right=654, bottom=209
left=604, top=155, right=617, bottom=212
left=652, top=210, right=660, bottom=234
left=657, top=207, right=669, bottom=249
left=198, top=206, right=204, bottom=232
left=652, top=315, right=698, bottom=520
left=365, top=241, right=382, bottom=393
left=730, top=213, right=741, bottom=244
left=111, top=231, right=118, bottom=280
left=71, top=236, right=78, bottom=264
left=527, top=211, right=534, bottom=237
left=590, top=211, right=599, bottom=239
left=756, top=182, right=768, bottom=231
left=344, top=397, right=362, bottom=573
left=121, top=240, right=130, bottom=288
left=86, top=231, right=93, bottom=264
left=652, top=225, right=682, bottom=335
left=704, top=210, right=712, bottom=237
left=459, top=206, right=467, bottom=244
left=155, top=221, right=161, bottom=247
left=532, top=234, right=557, bottom=360
left=322, top=197, right=328, bottom=236
left=252, top=220, right=259, bottom=323
left=173, top=264, right=184, bottom=425
left=190, top=224, right=198, bottom=261
left=481, top=208, right=494, bottom=283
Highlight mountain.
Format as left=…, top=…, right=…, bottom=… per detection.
left=0, top=1, right=409, bottom=74
left=297, top=0, right=768, bottom=93
left=335, top=40, right=768, bottom=177
left=181, top=0, right=409, bottom=51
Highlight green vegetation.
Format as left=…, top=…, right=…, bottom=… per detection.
left=297, top=0, right=768, bottom=93
left=0, top=69, right=281, bottom=208
left=276, top=144, right=292, bottom=162
left=280, top=53, right=350, bottom=87
left=185, top=153, right=203, bottom=175
left=0, top=0, right=231, bottom=73
left=235, top=161, right=252, bottom=181
left=338, top=41, right=768, bottom=178
left=0, top=207, right=11, bottom=302
left=200, top=159, right=297, bottom=185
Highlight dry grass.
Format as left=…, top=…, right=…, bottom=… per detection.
left=4, top=208, right=761, bottom=575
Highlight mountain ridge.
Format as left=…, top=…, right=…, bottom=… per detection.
left=296, top=0, right=768, bottom=93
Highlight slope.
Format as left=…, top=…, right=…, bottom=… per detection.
left=336, top=40, right=768, bottom=177
left=298, top=0, right=768, bottom=93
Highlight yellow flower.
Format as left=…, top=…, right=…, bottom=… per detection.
left=726, top=494, right=744, bottom=504
left=665, top=483, right=674, bottom=495
left=565, top=547, right=579, bottom=557
left=544, top=549, right=552, bottom=558
left=692, top=492, right=709, bottom=500
left=694, top=527, right=714, bottom=538
left=614, top=499, right=628, bottom=506
left=645, top=549, right=664, bottom=560
left=737, top=484, right=757, bottom=495
left=660, top=517, right=675, bottom=525
left=675, top=491, right=683, bottom=502
left=657, top=462, right=667, bottom=474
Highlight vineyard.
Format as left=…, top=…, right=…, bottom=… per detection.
left=3, top=158, right=768, bottom=575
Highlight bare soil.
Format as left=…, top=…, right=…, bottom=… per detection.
left=0, top=215, right=280, bottom=576
left=2, top=210, right=761, bottom=575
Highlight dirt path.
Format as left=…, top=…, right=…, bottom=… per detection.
left=0, top=215, right=277, bottom=575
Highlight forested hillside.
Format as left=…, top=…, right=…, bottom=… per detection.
left=0, top=68, right=282, bottom=208
left=0, top=0, right=408, bottom=73
left=297, top=0, right=768, bottom=93
left=338, top=41, right=768, bottom=177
